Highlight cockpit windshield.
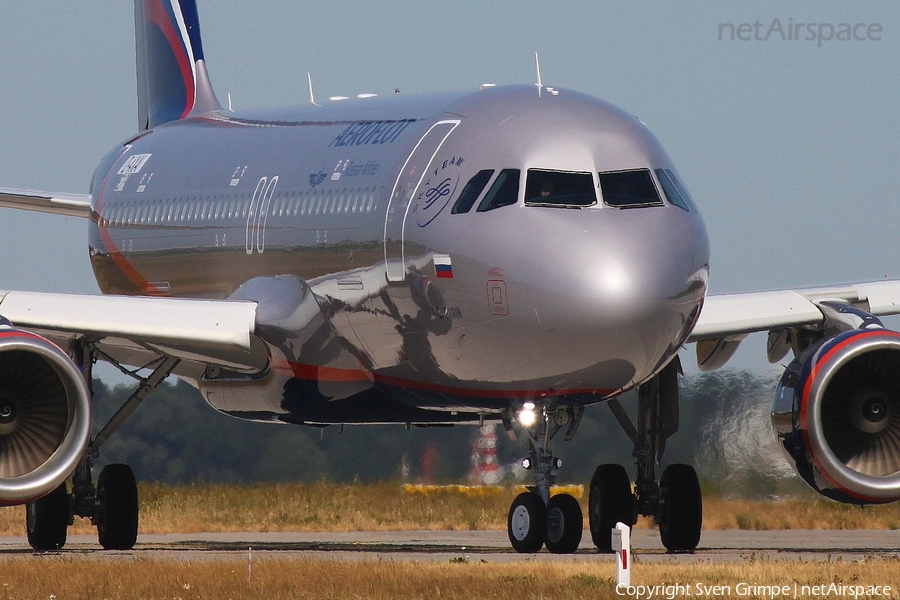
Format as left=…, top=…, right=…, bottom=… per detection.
left=598, top=169, right=664, bottom=208
left=655, top=168, right=697, bottom=212
left=477, top=169, right=520, bottom=212
left=524, top=170, right=597, bottom=208
left=452, top=169, right=494, bottom=214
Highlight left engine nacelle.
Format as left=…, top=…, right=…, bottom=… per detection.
left=773, top=328, right=900, bottom=504
left=0, top=325, right=91, bottom=503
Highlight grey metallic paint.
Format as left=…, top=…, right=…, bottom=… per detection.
left=88, top=85, right=709, bottom=423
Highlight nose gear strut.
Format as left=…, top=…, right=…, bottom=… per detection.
left=504, top=402, right=584, bottom=554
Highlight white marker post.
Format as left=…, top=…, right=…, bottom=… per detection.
left=611, top=522, right=631, bottom=587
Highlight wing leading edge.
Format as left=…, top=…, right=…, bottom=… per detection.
left=0, top=188, right=92, bottom=218
left=689, top=279, right=900, bottom=370
left=0, top=291, right=264, bottom=376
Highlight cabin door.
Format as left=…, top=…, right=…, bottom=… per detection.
left=383, top=119, right=459, bottom=282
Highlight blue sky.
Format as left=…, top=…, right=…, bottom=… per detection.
left=0, top=1, right=898, bottom=377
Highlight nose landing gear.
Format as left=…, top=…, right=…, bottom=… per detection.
left=507, top=491, right=547, bottom=553
left=504, top=402, right=584, bottom=554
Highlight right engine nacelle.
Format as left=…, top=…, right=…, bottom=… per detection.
left=0, top=324, right=91, bottom=503
left=773, top=328, right=900, bottom=504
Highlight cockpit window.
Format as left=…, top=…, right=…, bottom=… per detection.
left=598, top=169, right=664, bottom=208
left=524, top=170, right=597, bottom=207
left=655, top=168, right=697, bottom=212
left=452, top=169, right=494, bottom=214
left=477, top=169, right=520, bottom=212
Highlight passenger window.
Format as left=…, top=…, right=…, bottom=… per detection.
left=525, top=170, right=596, bottom=207
left=452, top=169, right=494, bottom=214
left=598, top=169, right=664, bottom=208
left=655, top=169, right=696, bottom=212
left=477, top=169, right=520, bottom=212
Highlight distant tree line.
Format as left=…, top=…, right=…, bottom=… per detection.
left=90, top=369, right=805, bottom=498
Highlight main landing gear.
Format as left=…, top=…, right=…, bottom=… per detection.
left=26, top=348, right=179, bottom=552
left=504, top=359, right=702, bottom=555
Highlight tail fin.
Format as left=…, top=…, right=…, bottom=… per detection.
left=134, top=0, right=222, bottom=131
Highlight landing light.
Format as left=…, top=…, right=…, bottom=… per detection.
left=518, top=402, right=537, bottom=427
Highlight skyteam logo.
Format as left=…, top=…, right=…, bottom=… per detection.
left=414, top=156, right=464, bottom=228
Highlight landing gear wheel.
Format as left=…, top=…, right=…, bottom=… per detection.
left=658, top=463, right=702, bottom=553
left=26, top=482, right=69, bottom=551
left=507, top=492, right=547, bottom=553
left=589, top=463, right=635, bottom=553
left=97, top=464, right=139, bottom=550
left=545, top=493, right=583, bottom=554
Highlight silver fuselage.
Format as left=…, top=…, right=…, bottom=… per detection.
left=88, top=85, right=709, bottom=423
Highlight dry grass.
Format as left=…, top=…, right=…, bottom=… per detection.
left=0, top=556, right=896, bottom=599
left=701, top=495, right=900, bottom=531
left=0, top=483, right=900, bottom=536
left=0, top=484, right=898, bottom=599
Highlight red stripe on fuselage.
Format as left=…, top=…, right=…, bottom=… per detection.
left=94, top=149, right=166, bottom=296
left=272, top=357, right=373, bottom=383
left=276, top=358, right=613, bottom=400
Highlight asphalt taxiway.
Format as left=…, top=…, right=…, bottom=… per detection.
left=1, top=530, right=898, bottom=563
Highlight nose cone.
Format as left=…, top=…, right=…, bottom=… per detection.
left=525, top=206, right=709, bottom=391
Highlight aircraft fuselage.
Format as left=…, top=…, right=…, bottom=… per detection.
left=88, top=85, right=710, bottom=423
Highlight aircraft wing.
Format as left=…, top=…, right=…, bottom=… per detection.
left=0, top=188, right=92, bottom=218
left=0, top=291, right=265, bottom=377
left=688, top=280, right=900, bottom=370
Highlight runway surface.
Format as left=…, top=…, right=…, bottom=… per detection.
left=2, top=530, right=899, bottom=563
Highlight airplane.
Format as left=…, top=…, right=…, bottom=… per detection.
left=1, top=0, right=900, bottom=555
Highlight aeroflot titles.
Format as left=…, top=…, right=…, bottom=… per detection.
left=329, top=119, right=417, bottom=147
left=615, top=582, right=893, bottom=599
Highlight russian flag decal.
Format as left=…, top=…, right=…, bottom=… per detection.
left=434, top=254, right=453, bottom=278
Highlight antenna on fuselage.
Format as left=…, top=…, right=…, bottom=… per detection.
left=308, top=73, right=321, bottom=106
left=534, top=52, right=544, bottom=97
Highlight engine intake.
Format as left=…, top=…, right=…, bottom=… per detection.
left=773, top=329, right=900, bottom=504
left=0, top=327, right=91, bottom=503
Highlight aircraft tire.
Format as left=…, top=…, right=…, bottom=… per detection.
left=589, top=463, right=634, bottom=553
left=507, top=492, right=546, bottom=553
left=658, top=463, right=702, bottom=552
left=545, top=493, right=583, bottom=554
left=97, top=464, right=139, bottom=550
left=26, top=482, right=69, bottom=551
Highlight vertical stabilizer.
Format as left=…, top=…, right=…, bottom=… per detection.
left=134, top=0, right=222, bottom=131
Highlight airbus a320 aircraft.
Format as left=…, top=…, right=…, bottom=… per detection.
left=2, top=0, right=900, bottom=555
